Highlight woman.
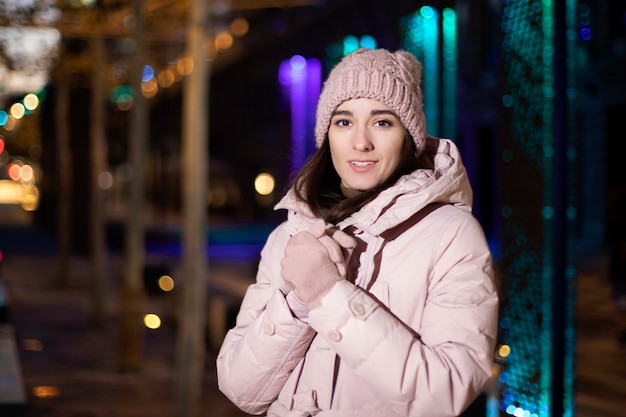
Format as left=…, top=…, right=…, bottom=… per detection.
left=217, top=48, right=499, bottom=417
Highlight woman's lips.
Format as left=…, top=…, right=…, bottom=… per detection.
left=349, top=160, right=376, bottom=172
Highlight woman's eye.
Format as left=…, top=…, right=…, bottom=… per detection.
left=374, top=119, right=392, bottom=127
left=334, top=119, right=351, bottom=127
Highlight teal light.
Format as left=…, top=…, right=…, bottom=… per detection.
left=441, top=8, right=457, bottom=140
left=359, top=35, right=377, bottom=50
left=326, top=34, right=379, bottom=70
left=401, top=6, right=449, bottom=138
left=420, top=5, right=435, bottom=19
left=0, top=110, right=7, bottom=126
left=343, top=35, right=360, bottom=55
left=499, top=1, right=577, bottom=416
left=422, top=6, right=439, bottom=135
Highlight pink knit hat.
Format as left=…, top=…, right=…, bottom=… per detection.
left=314, top=48, right=427, bottom=150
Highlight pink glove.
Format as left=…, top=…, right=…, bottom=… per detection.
left=281, top=220, right=356, bottom=308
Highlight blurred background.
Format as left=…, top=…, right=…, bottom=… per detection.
left=0, top=0, right=625, bottom=416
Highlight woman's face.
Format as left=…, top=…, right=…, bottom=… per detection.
left=328, top=98, right=406, bottom=192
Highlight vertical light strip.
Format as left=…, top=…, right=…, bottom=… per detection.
left=279, top=55, right=322, bottom=176
left=540, top=1, right=555, bottom=414
left=306, top=58, right=322, bottom=158
left=442, top=8, right=457, bottom=140
left=421, top=6, right=440, bottom=136
left=402, top=9, right=425, bottom=61
left=563, top=1, right=577, bottom=415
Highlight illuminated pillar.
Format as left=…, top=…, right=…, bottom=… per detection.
left=497, top=1, right=577, bottom=416
left=279, top=55, right=321, bottom=176
left=441, top=8, right=457, bottom=140
left=401, top=5, right=457, bottom=139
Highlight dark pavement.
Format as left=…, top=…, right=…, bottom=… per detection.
left=0, top=205, right=250, bottom=417
left=1, top=204, right=626, bottom=416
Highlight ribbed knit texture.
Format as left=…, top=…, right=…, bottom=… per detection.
left=314, top=48, right=427, bottom=150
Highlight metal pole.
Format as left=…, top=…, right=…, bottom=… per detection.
left=89, top=34, right=107, bottom=327
left=175, top=0, right=210, bottom=415
left=118, top=0, right=148, bottom=372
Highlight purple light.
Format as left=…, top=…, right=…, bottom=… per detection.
left=279, top=56, right=321, bottom=175
left=290, top=55, right=306, bottom=70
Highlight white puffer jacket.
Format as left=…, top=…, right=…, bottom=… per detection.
left=217, top=137, right=499, bottom=417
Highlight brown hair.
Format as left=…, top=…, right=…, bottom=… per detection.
left=292, top=130, right=420, bottom=224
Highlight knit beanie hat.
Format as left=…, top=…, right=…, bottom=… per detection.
left=314, top=48, right=427, bottom=151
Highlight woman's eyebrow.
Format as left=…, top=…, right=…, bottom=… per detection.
left=331, top=109, right=352, bottom=117
left=371, top=109, right=398, bottom=117
left=331, top=109, right=399, bottom=117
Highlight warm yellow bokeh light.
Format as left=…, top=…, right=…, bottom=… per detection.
left=177, top=56, right=194, bottom=76
left=20, top=185, right=40, bottom=211
left=23, top=93, right=40, bottom=111
left=497, top=344, right=511, bottom=358
left=144, top=313, right=161, bottom=329
left=158, top=275, right=175, bottom=292
left=254, top=173, right=275, bottom=196
left=33, top=385, right=60, bottom=398
left=215, top=31, right=234, bottom=51
left=142, top=78, right=158, bottom=98
left=157, top=69, right=175, bottom=88
left=20, top=164, right=34, bottom=183
left=23, top=339, right=43, bottom=351
left=231, top=17, right=250, bottom=37
left=10, top=103, right=25, bottom=119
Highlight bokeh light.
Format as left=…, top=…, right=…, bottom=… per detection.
left=23, top=93, right=40, bottom=111
left=231, top=17, right=249, bottom=37
left=20, top=164, right=34, bottom=183
left=157, top=69, right=175, bottom=88
left=10, top=103, right=25, bottom=119
left=215, top=31, right=233, bottom=51
left=142, top=65, right=154, bottom=82
left=98, top=171, right=113, bottom=190
left=33, top=386, right=60, bottom=398
left=7, top=163, right=21, bottom=181
left=254, top=173, right=275, bottom=196
left=142, top=78, right=158, bottom=98
left=144, top=313, right=161, bottom=329
left=158, top=275, right=175, bottom=292
left=177, top=56, right=194, bottom=76
left=23, top=339, right=43, bottom=351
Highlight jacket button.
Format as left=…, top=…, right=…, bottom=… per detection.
left=350, top=301, right=365, bottom=316
left=327, top=330, right=342, bottom=342
left=263, top=322, right=276, bottom=336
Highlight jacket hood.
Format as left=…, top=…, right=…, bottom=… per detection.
left=275, top=136, right=473, bottom=236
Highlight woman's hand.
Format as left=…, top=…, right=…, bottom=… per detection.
left=281, top=220, right=355, bottom=308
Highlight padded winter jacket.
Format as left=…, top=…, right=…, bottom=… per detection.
left=217, top=137, right=499, bottom=416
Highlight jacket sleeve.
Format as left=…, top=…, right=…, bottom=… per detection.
left=308, top=210, right=499, bottom=416
left=216, top=225, right=317, bottom=415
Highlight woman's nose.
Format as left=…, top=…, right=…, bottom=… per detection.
left=352, top=129, right=373, bottom=151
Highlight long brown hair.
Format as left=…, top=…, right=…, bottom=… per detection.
left=292, top=130, right=420, bottom=224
